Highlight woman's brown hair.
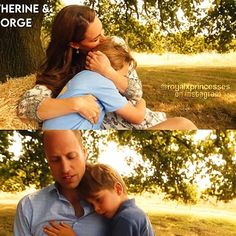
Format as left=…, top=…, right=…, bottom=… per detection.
left=36, top=5, right=96, bottom=97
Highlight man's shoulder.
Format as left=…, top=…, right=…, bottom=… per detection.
left=17, top=184, right=54, bottom=206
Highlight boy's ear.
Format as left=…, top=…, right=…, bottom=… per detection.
left=114, top=182, right=123, bottom=195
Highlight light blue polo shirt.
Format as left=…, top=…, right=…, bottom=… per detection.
left=42, top=70, right=128, bottom=130
left=14, top=184, right=109, bottom=236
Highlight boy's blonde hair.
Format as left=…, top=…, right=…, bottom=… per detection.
left=78, top=163, right=127, bottom=199
left=92, top=37, right=136, bottom=71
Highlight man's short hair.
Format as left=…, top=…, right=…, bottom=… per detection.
left=42, top=130, right=83, bottom=147
left=78, top=163, right=127, bottom=199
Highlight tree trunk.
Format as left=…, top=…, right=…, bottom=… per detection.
left=0, top=0, right=47, bottom=82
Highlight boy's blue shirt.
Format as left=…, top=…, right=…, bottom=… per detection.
left=110, top=198, right=155, bottom=236
left=43, top=70, right=128, bottom=130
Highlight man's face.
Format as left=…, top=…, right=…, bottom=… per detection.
left=44, top=130, right=86, bottom=190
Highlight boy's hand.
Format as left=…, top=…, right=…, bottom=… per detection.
left=43, top=221, right=76, bottom=236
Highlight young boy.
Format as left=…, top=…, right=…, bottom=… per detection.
left=44, top=163, right=155, bottom=236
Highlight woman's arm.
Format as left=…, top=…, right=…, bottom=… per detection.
left=115, top=98, right=146, bottom=124
left=18, top=85, right=100, bottom=124
left=38, top=95, right=100, bottom=124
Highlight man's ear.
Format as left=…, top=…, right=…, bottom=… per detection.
left=114, top=182, right=123, bottom=195
left=83, top=148, right=88, bottom=161
left=69, top=42, right=80, bottom=49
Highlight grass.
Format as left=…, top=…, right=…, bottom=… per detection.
left=149, top=214, right=236, bottom=236
left=135, top=194, right=236, bottom=236
left=0, top=204, right=15, bottom=236
left=0, top=52, right=235, bottom=129
left=137, top=66, right=236, bottom=129
left=1, top=191, right=236, bottom=236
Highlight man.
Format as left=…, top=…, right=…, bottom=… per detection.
left=14, top=130, right=108, bottom=236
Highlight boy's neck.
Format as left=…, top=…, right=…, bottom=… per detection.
left=118, top=194, right=129, bottom=207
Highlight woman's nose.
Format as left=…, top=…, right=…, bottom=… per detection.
left=99, top=33, right=106, bottom=42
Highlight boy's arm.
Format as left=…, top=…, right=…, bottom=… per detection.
left=43, top=221, right=76, bottom=236
left=115, top=98, right=146, bottom=124
left=111, top=218, right=137, bottom=236
left=111, top=217, right=155, bottom=236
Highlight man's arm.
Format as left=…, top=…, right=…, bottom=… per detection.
left=14, top=198, right=33, bottom=236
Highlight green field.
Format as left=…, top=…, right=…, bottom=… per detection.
left=0, top=63, right=235, bottom=130
left=138, top=66, right=236, bottom=129
left=1, top=203, right=236, bottom=236
left=150, top=213, right=236, bottom=236
left=2, top=193, right=236, bottom=236
left=0, top=205, right=15, bottom=236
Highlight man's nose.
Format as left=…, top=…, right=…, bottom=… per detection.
left=61, top=159, right=70, bottom=173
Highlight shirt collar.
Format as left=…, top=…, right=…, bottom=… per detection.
left=116, top=198, right=135, bottom=214
left=47, top=183, right=94, bottom=216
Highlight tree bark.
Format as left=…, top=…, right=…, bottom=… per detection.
left=0, top=0, right=47, bottom=82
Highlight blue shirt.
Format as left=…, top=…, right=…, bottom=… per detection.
left=110, top=199, right=155, bottom=236
left=14, top=184, right=109, bottom=236
left=43, top=70, right=128, bottom=130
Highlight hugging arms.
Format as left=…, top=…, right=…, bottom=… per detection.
left=18, top=5, right=169, bottom=129
left=18, top=5, right=197, bottom=130
left=42, top=37, right=147, bottom=129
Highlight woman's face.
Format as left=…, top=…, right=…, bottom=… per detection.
left=79, top=16, right=106, bottom=51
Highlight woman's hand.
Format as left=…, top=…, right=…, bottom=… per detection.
left=86, top=51, right=114, bottom=77
left=43, top=221, right=76, bottom=236
left=72, top=95, right=100, bottom=124
left=86, top=51, right=128, bottom=93
left=38, top=95, right=100, bottom=124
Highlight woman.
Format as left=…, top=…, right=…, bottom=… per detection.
left=18, top=5, right=197, bottom=130
left=42, top=38, right=146, bottom=129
